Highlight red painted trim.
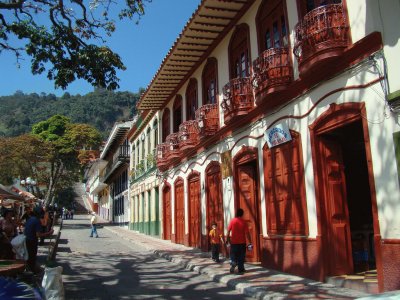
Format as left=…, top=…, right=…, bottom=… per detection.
left=268, top=77, right=383, bottom=129
left=263, top=236, right=317, bottom=242
left=309, top=102, right=382, bottom=290
left=381, top=239, right=400, bottom=244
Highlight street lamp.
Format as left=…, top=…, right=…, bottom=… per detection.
left=20, top=177, right=37, bottom=194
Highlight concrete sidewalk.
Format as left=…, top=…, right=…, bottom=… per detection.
left=95, top=221, right=370, bottom=300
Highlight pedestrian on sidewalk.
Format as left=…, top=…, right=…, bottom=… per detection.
left=89, top=212, right=99, bottom=238
left=226, top=208, right=252, bottom=274
left=209, top=222, right=222, bottom=263
left=24, top=206, right=54, bottom=273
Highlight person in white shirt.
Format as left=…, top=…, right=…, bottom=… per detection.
left=89, top=212, right=99, bottom=238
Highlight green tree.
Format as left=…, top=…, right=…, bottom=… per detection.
left=0, top=0, right=150, bottom=90
left=30, top=115, right=102, bottom=205
left=0, top=134, right=51, bottom=186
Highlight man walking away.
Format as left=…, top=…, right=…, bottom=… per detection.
left=226, top=208, right=252, bottom=274
left=89, top=212, right=99, bottom=238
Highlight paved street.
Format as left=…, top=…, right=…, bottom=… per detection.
left=56, top=215, right=254, bottom=300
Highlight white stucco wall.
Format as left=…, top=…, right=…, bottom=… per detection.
left=151, top=0, right=400, bottom=241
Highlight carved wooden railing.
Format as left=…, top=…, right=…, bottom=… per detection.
left=293, top=3, right=349, bottom=74
left=156, top=143, right=169, bottom=172
left=166, top=133, right=180, bottom=162
left=195, top=103, right=219, bottom=138
left=178, top=120, right=199, bottom=152
left=221, top=77, right=253, bottom=124
left=252, top=47, right=292, bottom=102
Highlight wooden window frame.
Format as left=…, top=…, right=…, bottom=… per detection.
left=202, top=57, right=219, bottom=106
left=186, top=78, right=198, bottom=121
left=256, top=0, right=290, bottom=54
left=228, top=23, right=251, bottom=79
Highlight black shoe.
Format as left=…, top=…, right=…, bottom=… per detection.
left=229, top=265, right=235, bottom=273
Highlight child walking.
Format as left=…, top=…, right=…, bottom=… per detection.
left=209, top=222, right=222, bottom=263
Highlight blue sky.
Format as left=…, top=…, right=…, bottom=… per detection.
left=0, top=1, right=200, bottom=97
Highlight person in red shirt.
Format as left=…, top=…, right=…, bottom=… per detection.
left=226, top=208, right=252, bottom=274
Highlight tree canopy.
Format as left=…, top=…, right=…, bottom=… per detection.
left=0, top=115, right=102, bottom=205
left=0, top=0, right=151, bottom=89
left=0, top=89, right=140, bottom=138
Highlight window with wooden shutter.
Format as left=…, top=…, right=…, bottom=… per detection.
left=264, top=132, right=308, bottom=235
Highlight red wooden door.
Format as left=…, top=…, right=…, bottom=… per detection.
left=320, top=137, right=353, bottom=275
left=188, top=176, right=201, bottom=248
left=237, top=164, right=260, bottom=262
left=163, top=187, right=171, bottom=240
left=206, top=165, right=224, bottom=252
left=175, top=180, right=185, bottom=245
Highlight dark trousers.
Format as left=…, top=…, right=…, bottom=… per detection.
left=211, top=243, right=220, bottom=261
left=230, top=243, right=246, bottom=272
left=26, top=239, right=38, bottom=273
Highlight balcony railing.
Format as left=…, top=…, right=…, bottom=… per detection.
left=178, top=120, right=199, bottom=152
left=112, top=144, right=130, bottom=164
left=166, top=133, right=180, bottom=162
left=221, top=77, right=253, bottom=124
left=130, top=150, right=158, bottom=183
left=195, top=103, right=219, bottom=138
left=293, top=3, right=349, bottom=76
left=252, top=47, right=292, bottom=103
left=156, top=143, right=169, bottom=172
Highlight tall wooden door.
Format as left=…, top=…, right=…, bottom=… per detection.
left=320, top=137, right=353, bottom=275
left=175, top=180, right=185, bottom=245
left=188, top=175, right=201, bottom=248
left=237, top=163, right=260, bottom=262
left=206, top=165, right=224, bottom=239
left=163, top=187, right=171, bottom=240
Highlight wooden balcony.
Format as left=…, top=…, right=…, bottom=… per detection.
left=293, top=3, right=349, bottom=77
left=166, top=133, right=180, bottom=162
left=156, top=143, right=169, bottom=172
left=221, top=77, right=253, bottom=125
left=178, top=120, right=199, bottom=152
left=195, top=104, right=219, bottom=138
left=252, top=47, right=293, bottom=104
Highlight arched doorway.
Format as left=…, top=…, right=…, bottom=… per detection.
left=188, top=171, right=201, bottom=248
left=310, top=103, right=380, bottom=280
left=205, top=161, right=224, bottom=253
left=162, top=184, right=171, bottom=240
left=233, top=146, right=261, bottom=262
left=174, top=178, right=185, bottom=245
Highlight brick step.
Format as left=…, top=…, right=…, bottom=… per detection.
left=326, top=270, right=378, bottom=294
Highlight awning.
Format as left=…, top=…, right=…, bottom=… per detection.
left=0, top=184, right=25, bottom=201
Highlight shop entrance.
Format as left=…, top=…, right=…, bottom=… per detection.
left=317, top=119, right=376, bottom=276
left=233, top=147, right=261, bottom=263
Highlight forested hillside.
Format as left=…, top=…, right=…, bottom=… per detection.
left=0, top=89, right=142, bottom=138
